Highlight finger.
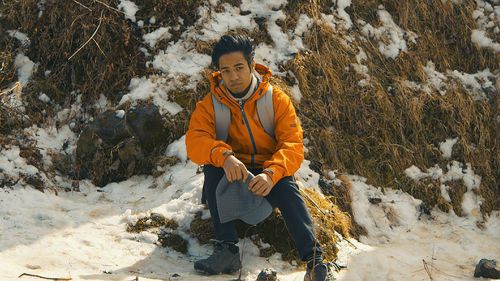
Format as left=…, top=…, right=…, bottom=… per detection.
left=249, top=177, right=261, bottom=192
left=262, top=186, right=272, bottom=196
left=248, top=178, right=257, bottom=189
left=227, top=168, right=235, bottom=182
left=252, top=181, right=266, bottom=195
left=236, top=165, right=244, bottom=181
left=255, top=185, right=267, bottom=196
left=242, top=166, right=249, bottom=182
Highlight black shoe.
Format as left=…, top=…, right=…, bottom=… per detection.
left=304, top=262, right=338, bottom=281
left=194, top=240, right=241, bottom=275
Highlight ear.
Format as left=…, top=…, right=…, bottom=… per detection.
left=250, top=60, right=256, bottom=70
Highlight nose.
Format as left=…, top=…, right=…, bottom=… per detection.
left=228, top=71, right=239, bottom=82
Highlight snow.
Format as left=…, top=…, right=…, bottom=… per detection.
left=38, top=93, right=51, bottom=103
left=404, top=160, right=483, bottom=219
left=0, top=145, right=39, bottom=178
left=352, top=48, right=371, bottom=87
left=336, top=0, right=353, bottom=29
left=424, top=61, right=448, bottom=95
left=471, top=30, right=500, bottom=52
left=14, top=53, right=36, bottom=87
left=439, top=137, right=458, bottom=159
left=115, top=110, right=125, bottom=119
left=403, top=61, right=496, bottom=100
left=290, top=84, right=302, bottom=102
left=118, top=0, right=139, bottom=23
left=26, top=124, right=78, bottom=167
left=2, top=160, right=494, bottom=281
left=345, top=178, right=499, bottom=281
left=404, top=165, right=426, bottom=181
left=143, top=27, right=171, bottom=48
left=151, top=42, right=211, bottom=85
left=470, top=0, right=500, bottom=53
left=165, top=135, right=187, bottom=162
left=7, top=30, right=30, bottom=46
left=447, top=68, right=496, bottom=100
left=119, top=76, right=183, bottom=115
left=360, top=7, right=417, bottom=59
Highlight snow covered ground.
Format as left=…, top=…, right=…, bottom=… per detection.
left=2, top=0, right=499, bottom=280
left=0, top=161, right=498, bottom=281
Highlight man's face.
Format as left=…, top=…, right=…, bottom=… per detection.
left=218, top=51, right=254, bottom=95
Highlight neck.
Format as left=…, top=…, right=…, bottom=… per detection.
left=229, top=74, right=257, bottom=100
left=231, top=83, right=252, bottom=98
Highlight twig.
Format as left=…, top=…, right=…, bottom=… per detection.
left=18, top=273, right=71, bottom=280
left=72, top=0, right=92, bottom=11
left=423, top=259, right=434, bottom=281
left=92, top=38, right=106, bottom=56
left=0, top=82, right=21, bottom=97
left=68, top=10, right=104, bottom=60
left=94, top=0, right=124, bottom=14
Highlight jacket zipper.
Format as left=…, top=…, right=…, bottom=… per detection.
left=239, top=100, right=257, bottom=167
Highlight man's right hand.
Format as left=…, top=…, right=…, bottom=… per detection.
left=223, top=155, right=249, bottom=182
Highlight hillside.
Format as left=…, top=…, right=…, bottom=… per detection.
left=0, top=0, right=498, bottom=280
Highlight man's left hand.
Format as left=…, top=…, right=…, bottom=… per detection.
left=248, top=173, right=274, bottom=196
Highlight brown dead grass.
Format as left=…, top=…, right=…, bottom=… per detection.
left=0, top=0, right=151, bottom=111
left=282, top=1, right=499, bottom=217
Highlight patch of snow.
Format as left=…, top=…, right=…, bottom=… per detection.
left=360, top=7, right=417, bottom=59
left=447, top=68, right=496, bottom=100
left=0, top=146, right=39, bottom=178
left=115, top=110, right=125, bottom=119
left=14, top=53, right=36, bottom=87
left=439, top=137, right=458, bottom=159
left=165, top=135, right=187, bottom=162
left=296, top=160, right=322, bottom=194
left=7, top=30, right=30, bottom=46
left=471, top=0, right=499, bottom=52
left=118, top=0, right=139, bottom=22
left=119, top=76, right=183, bottom=116
left=38, top=93, right=50, bottom=103
left=336, top=0, right=353, bottom=29
left=143, top=27, right=171, bottom=48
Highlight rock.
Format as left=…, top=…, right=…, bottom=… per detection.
left=75, top=105, right=171, bottom=186
left=256, top=268, right=278, bottom=281
left=474, top=259, right=500, bottom=279
left=126, top=105, right=167, bottom=153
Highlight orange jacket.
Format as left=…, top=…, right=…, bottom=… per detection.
left=185, top=64, right=304, bottom=185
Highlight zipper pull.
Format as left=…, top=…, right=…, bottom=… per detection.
left=239, top=100, right=245, bottom=124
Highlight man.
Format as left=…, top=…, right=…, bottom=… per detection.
left=185, top=35, right=335, bottom=281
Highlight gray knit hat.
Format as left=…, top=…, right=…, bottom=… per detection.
left=216, top=172, right=273, bottom=225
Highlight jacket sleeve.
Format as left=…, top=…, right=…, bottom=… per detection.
left=185, top=94, right=233, bottom=167
left=262, top=88, right=304, bottom=185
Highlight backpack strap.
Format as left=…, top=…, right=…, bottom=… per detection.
left=211, top=94, right=231, bottom=141
left=256, top=85, right=275, bottom=139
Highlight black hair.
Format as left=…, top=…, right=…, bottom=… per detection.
left=211, top=34, right=255, bottom=69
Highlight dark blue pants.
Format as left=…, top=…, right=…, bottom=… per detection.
left=202, top=165, right=322, bottom=261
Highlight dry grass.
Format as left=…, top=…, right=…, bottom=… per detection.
left=0, top=0, right=151, bottom=111
left=127, top=213, right=179, bottom=233
left=281, top=0, right=499, bottom=217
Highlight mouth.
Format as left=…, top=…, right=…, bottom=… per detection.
left=230, top=83, right=242, bottom=88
